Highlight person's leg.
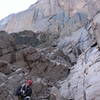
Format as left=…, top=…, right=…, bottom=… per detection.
left=18, top=96, right=24, bottom=100
left=18, top=96, right=22, bottom=100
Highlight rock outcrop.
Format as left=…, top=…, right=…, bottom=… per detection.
left=0, top=0, right=100, bottom=100
left=0, top=0, right=100, bottom=34
left=60, top=47, right=100, bottom=100
left=0, top=31, right=70, bottom=100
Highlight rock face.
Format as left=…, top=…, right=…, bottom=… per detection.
left=0, top=0, right=100, bottom=100
left=92, top=13, right=100, bottom=49
left=60, top=47, right=100, bottom=100
left=0, top=60, right=12, bottom=75
left=0, top=0, right=100, bottom=34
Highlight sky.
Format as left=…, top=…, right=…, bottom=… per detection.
left=0, top=0, right=38, bottom=20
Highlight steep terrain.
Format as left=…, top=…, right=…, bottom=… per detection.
left=0, top=0, right=100, bottom=34
left=0, top=31, right=70, bottom=100
left=0, top=0, right=100, bottom=100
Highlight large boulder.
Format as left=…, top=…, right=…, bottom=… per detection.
left=0, top=31, right=17, bottom=63
left=0, top=72, right=7, bottom=84
left=50, top=86, right=64, bottom=100
left=0, top=60, right=12, bottom=75
left=21, top=47, right=69, bottom=82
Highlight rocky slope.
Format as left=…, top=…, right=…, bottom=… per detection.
left=0, top=0, right=100, bottom=100
left=60, top=47, right=100, bottom=100
left=0, top=31, right=71, bottom=100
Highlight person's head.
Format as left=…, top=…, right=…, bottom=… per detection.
left=26, top=80, right=33, bottom=86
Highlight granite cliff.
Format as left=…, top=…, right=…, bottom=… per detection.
left=0, top=0, right=100, bottom=100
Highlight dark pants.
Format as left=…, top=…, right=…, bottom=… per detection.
left=18, top=96, right=31, bottom=100
left=18, top=96, right=23, bottom=100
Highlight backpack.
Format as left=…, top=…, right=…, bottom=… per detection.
left=15, top=84, right=27, bottom=96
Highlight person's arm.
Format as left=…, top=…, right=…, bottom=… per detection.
left=15, top=86, right=21, bottom=96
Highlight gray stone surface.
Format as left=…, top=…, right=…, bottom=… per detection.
left=60, top=47, right=100, bottom=100
left=0, top=0, right=100, bottom=34
left=0, top=0, right=100, bottom=100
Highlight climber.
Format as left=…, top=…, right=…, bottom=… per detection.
left=15, top=80, right=32, bottom=100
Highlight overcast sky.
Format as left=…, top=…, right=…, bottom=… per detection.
left=0, top=0, right=38, bottom=20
